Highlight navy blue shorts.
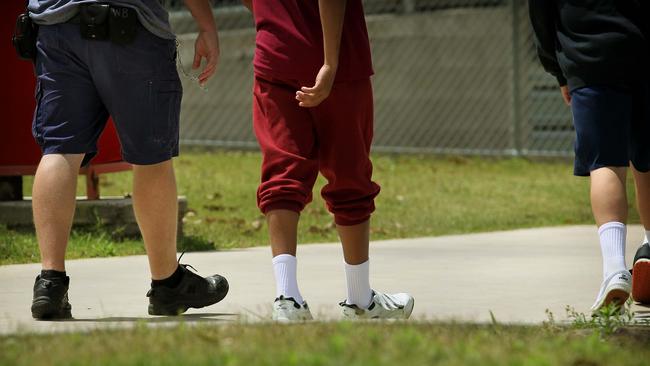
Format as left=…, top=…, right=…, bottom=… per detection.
left=33, top=22, right=182, bottom=166
left=570, top=83, right=650, bottom=176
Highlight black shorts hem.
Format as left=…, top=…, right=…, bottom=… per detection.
left=42, top=146, right=92, bottom=156
left=122, top=151, right=178, bottom=166
left=631, top=161, right=650, bottom=174
left=573, top=161, right=630, bottom=177
left=41, top=146, right=97, bottom=167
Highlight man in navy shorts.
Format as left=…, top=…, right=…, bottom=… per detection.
left=529, top=1, right=650, bottom=312
left=27, top=0, right=228, bottom=319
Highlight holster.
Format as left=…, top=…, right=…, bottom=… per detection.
left=12, top=12, right=39, bottom=61
left=80, top=3, right=110, bottom=40
left=79, top=3, right=138, bottom=45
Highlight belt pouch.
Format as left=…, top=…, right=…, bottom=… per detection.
left=80, top=3, right=110, bottom=41
left=12, top=13, right=38, bottom=60
left=109, top=7, right=138, bottom=45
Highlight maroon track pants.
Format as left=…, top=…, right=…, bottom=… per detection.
left=252, top=75, right=380, bottom=226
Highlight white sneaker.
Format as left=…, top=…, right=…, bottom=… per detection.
left=340, top=290, right=414, bottom=320
left=272, top=296, right=313, bottom=322
left=590, top=270, right=631, bottom=314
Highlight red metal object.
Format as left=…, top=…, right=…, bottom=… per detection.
left=1, top=2, right=130, bottom=199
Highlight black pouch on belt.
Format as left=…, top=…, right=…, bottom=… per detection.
left=80, top=3, right=110, bottom=40
left=108, top=6, right=138, bottom=45
left=12, top=12, right=38, bottom=61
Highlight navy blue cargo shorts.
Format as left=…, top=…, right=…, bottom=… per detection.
left=32, top=21, right=182, bottom=166
left=570, top=83, right=650, bottom=176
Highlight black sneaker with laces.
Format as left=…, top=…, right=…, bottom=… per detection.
left=147, top=263, right=229, bottom=316
left=31, top=274, right=72, bottom=319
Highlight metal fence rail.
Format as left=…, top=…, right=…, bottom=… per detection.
left=168, top=0, right=573, bottom=157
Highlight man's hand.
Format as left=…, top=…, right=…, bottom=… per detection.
left=296, top=64, right=337, bottom=108
left=183, top=0, right=220, bottom=85
left=192, top=29, right=220, bottom=85
left=560, top=85, right=571, bottom=106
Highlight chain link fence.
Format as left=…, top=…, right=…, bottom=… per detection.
left=165, top=0, right=573, bottom=157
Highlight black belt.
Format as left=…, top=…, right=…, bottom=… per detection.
left=65, top=4, right=138, bottom=44
left=66, top=5, right=136, bottom=24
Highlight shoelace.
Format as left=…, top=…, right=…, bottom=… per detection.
left=177, top=251, right=198, bottom=273
left=276, top=302, right=293, bottom=311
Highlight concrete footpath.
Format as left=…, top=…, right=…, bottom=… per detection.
left=1, top=225, right=649, bottom=335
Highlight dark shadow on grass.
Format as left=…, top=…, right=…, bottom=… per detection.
left=43, top=312, right=238, bottom=323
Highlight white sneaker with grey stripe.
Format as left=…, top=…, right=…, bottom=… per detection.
left=590, top=269, right=631, bottom=314
left=340, top=290, right=414, bottom=320
left=272, top=296, right=313, bottom=322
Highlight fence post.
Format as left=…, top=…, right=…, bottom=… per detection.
left=510, top=0, right=523, bottom=156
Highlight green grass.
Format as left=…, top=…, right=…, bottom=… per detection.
left=1, top=150, right=642, bottom=265
left=1, top=322, right=649, bottom=366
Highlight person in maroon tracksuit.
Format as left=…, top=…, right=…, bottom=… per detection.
left=241, top=0, right=414, bottom=321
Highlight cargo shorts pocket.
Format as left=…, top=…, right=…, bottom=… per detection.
left=149, top=79, right=182, bottom=149
left=31, top=79, right=45, bottom=146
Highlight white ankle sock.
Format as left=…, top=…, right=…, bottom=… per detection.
left=344, top=260, right=373, bottom=309
left=644, top=230, right=650, bottom=244
left=598, top=222, right=627, bottom=280
left=272, top=254, right=304, bottom=304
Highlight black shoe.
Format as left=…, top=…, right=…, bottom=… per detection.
left=147, top=263, right=229, bottom=316
left=31, top=274, right=72, bottom=319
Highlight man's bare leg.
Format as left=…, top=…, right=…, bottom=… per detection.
left=132, top=160, right=179, bottom=280
left=134, top=160, right=229, bottom=315
left=31, top=153, right=83, bottom=319
left=33, top=154, right=84, bottom=271
left=590, top=167, right=628, bottom=226
left=589, top=166, right=631, bottom=311
left=590, top=167, right=628, bottom=279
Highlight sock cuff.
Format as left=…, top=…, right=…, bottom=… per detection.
left=272, top=253, right=302, bottom=304
left=344, top=260, right=372, bottom=308
left=598, top=221, right=626, bottom=235
left=272, top=254, right=297, bottom=265
left=344, top=259, right=369, bottom=271
left=41, top=269, right=67, bottom=279
left=151, top=264, right=183, bottom=288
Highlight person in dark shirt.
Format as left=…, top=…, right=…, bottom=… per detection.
left=529, top=0, right=650, bottom=312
